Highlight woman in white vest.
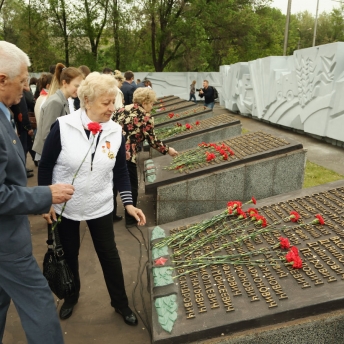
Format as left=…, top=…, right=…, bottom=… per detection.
left=38, top=72, right=145, bottom=326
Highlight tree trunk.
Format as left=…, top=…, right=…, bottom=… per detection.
left=0, top=0, right=5, bottom=13
left=113, top=0, right=120, bottom=69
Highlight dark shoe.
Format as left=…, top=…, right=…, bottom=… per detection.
left=26, top=172, right=34, bottom=178
left=113, top=215, right=123, bottom=222
left=26, top=168, right=33, bottom=173
left=34, top=161, right=39, bottom=167
left=59, top=302, right=77, bottom=320
left=115, top=308, right=138, bottom=326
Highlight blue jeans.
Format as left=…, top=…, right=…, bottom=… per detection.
left=189, top=94, right=196, bottom=103
left=205, top=102, right=215, bottom=109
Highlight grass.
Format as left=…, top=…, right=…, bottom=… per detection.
left=303, top=160, right=344, bottom=188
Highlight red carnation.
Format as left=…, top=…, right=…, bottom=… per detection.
left=279, top=237, right=290, bottom=250
left=290, top=211, right=300, bottom=223
left=87, top=122, right=102, bottom=135
left=227, top=201, right=242, bottom=209
left=176, top=122, right=182, bottom=127
left=195, top=121, right=200, bottom=125
left=285, top=250, right=296, bottom=262
left=222, top=153, right=228, bottom=160
left=292, top=256, right=303, bottom=269
left=168, top=113, right=174, bottom=118
left=185, top=123, right=192, bottom=129
left=256, top=215, right=267, bottom=227
left=206, top=153, right=216, bottom=161
left=247, top=208, right=258, bottom=215
left=290, top=246, right=299, bottom=256
left=237, top=208, right=247, bottom=219
left=313, top=214, right=325, bottom=225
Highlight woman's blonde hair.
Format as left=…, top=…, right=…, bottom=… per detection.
left=78, top=72, right=118, bottom=109
left=133, top=87, right=157, bottom=105
left=114, top=70, right=124, bottom=82
left=48, top=62, right=84, bottom=97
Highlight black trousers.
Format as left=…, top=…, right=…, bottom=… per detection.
left=57, top=212, right=129, bottom=310
left=113, top=161, right=138, bottom=221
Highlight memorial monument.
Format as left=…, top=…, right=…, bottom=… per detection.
left=149, top=180, right=344, bottom=344
left=144, top=131, right=306, bottom=224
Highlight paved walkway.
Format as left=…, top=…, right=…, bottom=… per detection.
left=3, top=104, right=344, bottom=344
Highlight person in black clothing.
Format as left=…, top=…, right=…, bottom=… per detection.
left=120, top=71, right=136, bottom=105
left=198, top=79, right=215, bottom=109
left=10, top=85, right=35, bottom=177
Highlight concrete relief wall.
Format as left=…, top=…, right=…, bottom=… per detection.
left=220, top=42, right=344, bottom=143
left=30, top=42, right=343, bottom=143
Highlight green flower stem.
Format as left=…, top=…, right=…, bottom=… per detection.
left=52, top=135, right=96, bottom=231
left=173, top=217, right=249, bottom=257
left=153, top=209, right=230, bottom=248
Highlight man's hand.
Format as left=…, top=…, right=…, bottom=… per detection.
left=49, top=184, right=75, bottom=204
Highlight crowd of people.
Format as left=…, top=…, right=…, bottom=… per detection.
left=0, top=37, right=220, bottom=342
left=0, top=39, right=183, bottom=343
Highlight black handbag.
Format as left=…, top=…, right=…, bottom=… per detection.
left=43, top=222, right=76, bottom=300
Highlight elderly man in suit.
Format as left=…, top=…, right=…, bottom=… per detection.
left=0, top=41, right=75, bottom=344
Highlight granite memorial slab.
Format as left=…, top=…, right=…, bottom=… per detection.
left=144, top=131, right=306, bottom=224
left=153, top=101, right=197, bottom=116
left=149, top=180, right=344, bottom=344
left=154, top=97, right=186, bottom=108
left=149, top=114, right=242, bottom=158
left=155, top=95, right=178, bottom=103
left=154, top=106, right=213, bottom=129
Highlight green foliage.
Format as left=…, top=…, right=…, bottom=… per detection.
left=1, top=0, right=344, bottom=72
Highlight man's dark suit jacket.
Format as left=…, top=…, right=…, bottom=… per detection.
left=120, top=81, right=136, bottom=105
left=0, top=108, right=51, bottom=261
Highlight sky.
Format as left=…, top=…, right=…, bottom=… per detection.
left=271, top=0, right=340, bottom=15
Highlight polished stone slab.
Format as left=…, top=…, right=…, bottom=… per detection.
left=154, top=106, right=213, bottom=129
left=149, top=180, right=344, bottom=344
left=153, top=101, right=197, bottom=116
left=154, top=98, right=186, bottom=108
left=156, top=95, right=176, bottom=102
left=144, top=131, right=306, bottom=224
left=150, top=114, right=241, bottom=158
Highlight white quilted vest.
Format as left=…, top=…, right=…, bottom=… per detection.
left=52, top=110, right=123, bottom=221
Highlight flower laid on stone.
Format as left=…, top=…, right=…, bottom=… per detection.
left=290, top=210, right=300, bottom=222
left=155, top=120, right=199, bottom=140
left=279, top=237, right=290, bottom=250
left=313, top=214, right=325, bottom=225
left=165, top=141, right=235, bottom=172
left=151, top=199, right=330, bottom=279
left=52, top=122, right=102, bottom=231
left=154, top=106, right=209, bottom=125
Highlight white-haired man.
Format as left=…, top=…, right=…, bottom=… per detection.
left=0, top=41, right=75, bottom=343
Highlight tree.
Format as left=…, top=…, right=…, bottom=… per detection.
left=72, top=0, right=110, bottom=69
left=0, top=0, right=5, bottom=13
left=39, top=0, right=77, bottom=66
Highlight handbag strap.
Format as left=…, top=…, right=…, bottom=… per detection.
left=47, top=223, right=54, bottom=246
left=47, top=222, right=65, bottom=258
